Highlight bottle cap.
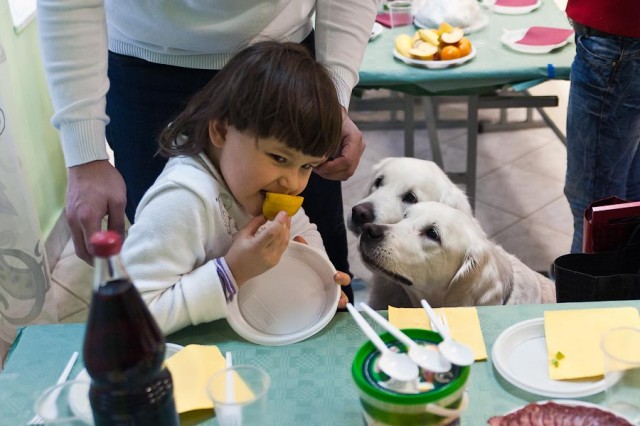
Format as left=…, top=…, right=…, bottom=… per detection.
left=90, top=231, right=123, bottom=257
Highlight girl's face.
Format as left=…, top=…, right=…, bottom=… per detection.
left=208, top=121, right=328, bottom=217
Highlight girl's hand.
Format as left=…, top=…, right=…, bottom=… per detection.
left=334, top=271, right=351, bottom=309
left=224, top=211, right=291, bottom=286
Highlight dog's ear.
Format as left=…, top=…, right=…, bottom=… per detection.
left=440, top=190, right=473, bottom=217
left=446, top=240, right=506, bottom=305
left=373, top=157, right=394, bottom=173
left=449, top=245, right=484, bottom=287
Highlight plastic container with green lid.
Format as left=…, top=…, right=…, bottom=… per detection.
left=351, top=329, right=470, bottom=426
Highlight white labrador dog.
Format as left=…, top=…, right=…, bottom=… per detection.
left=359, top=202, right=556, bottom=309
left=348, top=157, right=472, bottom=235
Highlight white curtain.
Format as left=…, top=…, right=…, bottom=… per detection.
left=0, top=40, right=55, bottom=367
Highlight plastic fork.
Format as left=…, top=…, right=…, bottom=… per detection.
left=421, top=300, right=474, bottom=367
left=28, top=351, right=79, bottom=425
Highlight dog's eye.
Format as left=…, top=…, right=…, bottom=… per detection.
left=373, top=176, right=384, bottom=188
left=421, top=227, right=441, bottom=242
left=401, top=191, right=418, bottom=204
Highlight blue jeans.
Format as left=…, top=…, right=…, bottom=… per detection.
left=565, top=31, right=640, bottom=253
left=105, top=32, right=353, bottom=303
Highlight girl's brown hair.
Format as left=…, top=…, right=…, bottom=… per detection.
left=158, top=41, right=342, bottom=159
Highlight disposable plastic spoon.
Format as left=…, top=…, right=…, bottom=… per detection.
left=359, top=302, right=451, bottom=373
left=420, top=300, right=475, bottom=367
left=346, top=303, right=419, bottom=382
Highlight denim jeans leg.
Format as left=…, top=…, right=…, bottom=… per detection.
left=564, top=34, right=640, bottom=253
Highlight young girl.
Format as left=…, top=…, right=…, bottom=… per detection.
left=121, top=41, right=351, bottom=335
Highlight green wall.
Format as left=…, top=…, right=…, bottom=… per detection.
left=0, top=3, right=67, bottom=240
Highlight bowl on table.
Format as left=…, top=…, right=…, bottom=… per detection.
left=351, top=329, right=470, bottom=425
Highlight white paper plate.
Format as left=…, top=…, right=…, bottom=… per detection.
left=495, top=400, right=636, bottom=424
left=414, top=13, right=489, bottom=34
left=493, top=0, right=541, bottom=15
left=492, top=318, right=607, bottom=398
left=226, top=241, right=340, bottom=346
left=370, top=22, right=384, bottom=41
left=393, top=46, right=477, bottom=69
left=69, top=343, right=184, bottom=425
left=501, top=27, right=572, bottom=54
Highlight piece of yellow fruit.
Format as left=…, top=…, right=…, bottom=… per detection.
left=437, top=22, right=454, bottom=36
left=411, top=31, right=422, bottom=46
left=262, top=192, right=304, bottom=220
left=410, top=43, right=438, bottom=60
left=394, top=34, right=413, bottom=58
left=418, top=29, right=440, bottom=46
left=440, top=27, right=464, bottom=44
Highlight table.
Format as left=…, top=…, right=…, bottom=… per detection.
left=3, top=300, right=638, bottom=425
left=354, top=0, right=575, bottom=208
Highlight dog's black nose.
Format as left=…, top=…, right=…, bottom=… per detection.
left=362, top=223, right=386, bottom=241
left=351, top=203, right=375, bottom=227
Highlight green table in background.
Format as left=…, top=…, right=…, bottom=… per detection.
left=3, top=300, right=638, bottom=425
left=354, top=0, right=575, bottom=208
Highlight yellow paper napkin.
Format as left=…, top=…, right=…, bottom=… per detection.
left=388, top=306, right=487, bottom=360
left=165, top=344, right=226, bottom=413
left=544, top=307, right=640, bottom=380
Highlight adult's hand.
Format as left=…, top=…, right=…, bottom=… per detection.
left=315, top=108, right=365, bottom=181
left=66, top=160, right=127, bottom=264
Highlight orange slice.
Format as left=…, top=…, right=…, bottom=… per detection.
left=262, top=192, right=304, bottom=220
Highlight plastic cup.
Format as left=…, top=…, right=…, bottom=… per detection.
left=389, top=1, right=413, bottom=28
left=34, top=379, right=92, bottom=425
left=601, top=327, right=640, bottom=423
left=206, top=365, right=270, bottom=426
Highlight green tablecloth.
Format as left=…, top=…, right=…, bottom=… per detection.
left=358, top=0, right=574, bottom=96
left=3, top=300, right=639, bottom=425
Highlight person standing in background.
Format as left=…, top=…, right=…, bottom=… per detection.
left=36, top=0, right=377, bottom=304
left=564, top=1, right=640, bottom=253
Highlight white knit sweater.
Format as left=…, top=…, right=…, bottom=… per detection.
left=121, top=153, right=325, bottom=335
left=36, top=0, right=377, bottom=167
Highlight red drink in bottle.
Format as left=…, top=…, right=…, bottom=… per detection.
left=83, top=231, right=179, bottom=425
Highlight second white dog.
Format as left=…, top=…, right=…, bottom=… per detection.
left=348, top=157, right=472, bottom=235
left=359, top=201, right=556, bottom=309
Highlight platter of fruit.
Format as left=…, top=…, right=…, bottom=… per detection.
left=393, top=23, right=476, bottom=69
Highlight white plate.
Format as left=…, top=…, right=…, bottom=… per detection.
left=493, top=0, right=541, bottom=15
left=226, top=241, right=340, bottom=346
left=501, top=27, right=572, bottom=54
left=492, top=318, right=607, bottom=398
left=414, top=13, right=489, bottom=34
left=69, top=343, right=184, bottom=425
left=495, top=400, right=636, bottom=424
left=393, top=46, right=477, bottom=69
left=370, top=22, right=384, bottom=41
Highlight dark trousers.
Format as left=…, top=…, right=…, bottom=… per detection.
left=105, top=36, right=353, bottom=303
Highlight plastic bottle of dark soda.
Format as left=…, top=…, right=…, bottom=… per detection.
left=83, top=230, right=179, bottom=425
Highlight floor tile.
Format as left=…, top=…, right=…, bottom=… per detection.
left=492, top=218, right=572, bottom=272
left=51, top=241, right=93, bottom=305
left=527, top=195, right=573, bottom=237
left=51, top=280, right=89, bottom=322
left=476, top=164, right=565, bottom=218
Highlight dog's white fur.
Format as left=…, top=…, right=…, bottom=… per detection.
left=347, top=157, right=472, bottom=235
left=360, top=202, right=556, bottom=309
